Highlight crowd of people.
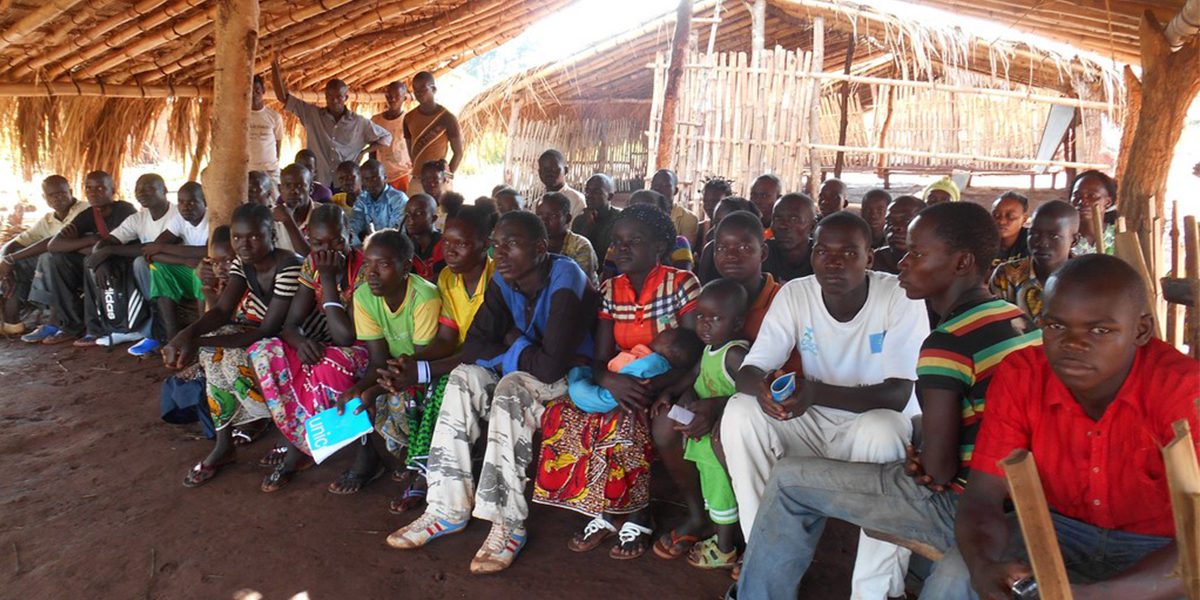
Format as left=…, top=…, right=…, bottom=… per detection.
left=2, top=68, right=1197, bottom=600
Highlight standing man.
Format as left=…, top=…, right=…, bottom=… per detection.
left=371, top=81, right=414, bottom=192
left=271, top=59, right=391, bottom=186
left=651, top=168, right=699, bottom=247
left=571, top=173, right=621, bottom=263
left=248, top=75, right=284, bottom=181
left=403, top=71, right=463, bottom=196
left=535, top=149, right=585, bottom=218
left=1, top=175, right=88, bottom=338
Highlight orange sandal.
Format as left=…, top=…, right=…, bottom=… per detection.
left=652, top=530, right=701, bottom=560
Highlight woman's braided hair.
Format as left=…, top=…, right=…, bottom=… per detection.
left=617, top=202, right=677, bottom=263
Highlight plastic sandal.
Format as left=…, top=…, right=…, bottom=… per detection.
left=388, top=486, right=428, bottom=515
left=568, top=516, right=617, bottom=553
left=609, top=520, right=654, bottom=560
left=257, top=445, right=288, bottom=468
left=687, top=535, right=739, bottom=570
left=327, top=465, right=385, bottom=495
left=652, top=529, right=702, bottom=560
left=182, top=453, right=234, bottom=488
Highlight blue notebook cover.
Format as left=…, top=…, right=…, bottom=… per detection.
left=305, top=399, right=374, bottom=464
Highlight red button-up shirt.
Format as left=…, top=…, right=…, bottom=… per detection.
left=973, top=339, right=1200, bottom=537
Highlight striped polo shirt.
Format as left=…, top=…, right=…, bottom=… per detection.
left=916, top=298, right=1042, bottom=491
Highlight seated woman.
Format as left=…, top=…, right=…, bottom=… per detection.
left=990, top=191, right=1029, bottom=268
left=376, top=205, right=495, bottom=512
left=534, top=203, right=700, bottom=560
left=163, top=203, right=303, bottom=487
left=247, top=204, right=368, bottom=492
left=331, top=229, right=442, bottom=495
left=599, top=190, right=695, bottom=279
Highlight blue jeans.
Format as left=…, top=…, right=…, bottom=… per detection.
left=737, top=457, right=959, bottom=600
left=921, top=511, right=1174, bottom=599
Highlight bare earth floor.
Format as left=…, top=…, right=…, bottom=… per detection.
left=0, top=339, right=860, bottom=600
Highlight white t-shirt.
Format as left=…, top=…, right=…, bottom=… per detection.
left=744, top=271, right=928, bottom=389
left=165, top=212, right=209, bottom=246
left=111, top=204, right=179, bottom=244
left=248, top=106, right=285, bottom=175
left=560, top=185, right=586, bottom=218
left=371, top=112, right=412, bottom=181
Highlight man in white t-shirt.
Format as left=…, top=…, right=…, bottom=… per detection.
left=140, top=181, right=209, bottom=355
left=537, top=149, right=585, bottom=217
left=721, top=211, right=929, bottom=599
left=371, top=81, right=414, bottom=192
left=86, top=173, right=178, bottom=346
left=248, top=75, right=284, bottom=180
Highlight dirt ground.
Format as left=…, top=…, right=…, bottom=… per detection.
left=0, top=338, right=863, bottom=600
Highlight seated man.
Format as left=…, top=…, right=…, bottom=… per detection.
left=735, top=202, right=1042, bottom=599
left=872, top=195, right=925, bottom=275
left=924, top=253, right=1200, bottom=600
left=350, top=158, right=408, bottom=244
left=44, top=171, right=137, bottom=345
left=387, top=211, right=598, bottom=575
left=860, top=188, right=891, bottom=249
left=1, top=175, right=87, bottom=339
left=142, top=181, right=209, bottom=353
left=86, top=173, right=179, bottom=347
left=330, top=160, right=365, bottom=214
left=720, top=212, right=930, bottom=598
left=294, top=149, right=334, bottom=201
left=816, top=178, right=848, bottom=220
left=989, top=200, right=1078, bottom=321
left=274, top=163, right=315, bottom=255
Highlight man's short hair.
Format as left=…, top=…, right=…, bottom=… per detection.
left=915, top=202, right=1001, bottom=276
left=498, top=209, right=548, bottom=242
left=814, top=211, right=873, bottom=248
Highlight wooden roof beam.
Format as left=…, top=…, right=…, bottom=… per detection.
left=41, top=0, right=205, bottom=80
left=0, top=0, right=86, bottom=53
left=4, top=0, right=168, bottom=79
left=71, top=5, right=215, bottom=79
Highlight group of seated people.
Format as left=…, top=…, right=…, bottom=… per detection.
left=1, top=150, right=1196, bottom=600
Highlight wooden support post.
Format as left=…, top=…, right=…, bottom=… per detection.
left=1001, top=450, right=1073, bottom=600
left=502, top=93, right=523, bottom=185
left=807, top=17, right=824, bottom=198
left=834, top=35, right=856, bottom=179
left=207, top=0, right=259, bottom=232
left=1117, top=13, right=1200, bottom=226
left=1167, top=202, right=1184, bottom=346
left=655, top=0, right=692, bottom=171
left=1089, top=204, right=1106, bottom=254
left=750, top=0, right=765, bottom=66
left=1185, top=216, right=1200, bottom=358
left=1162, top=416, right=1200, bottom=599
left=874, top=86, right=895, bottom=181
left=1113, top=229, right=1164, bottom=338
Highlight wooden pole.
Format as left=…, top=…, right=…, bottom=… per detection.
left=1117, top=13, right=1200, bottom=226
left=1001, top=450, right=1073, bottom=600
left=1167, top=202, right=1184, bottom=346
left=875, top=85, right=895, bottom=180
left=803, top=73, right=1116, bottom=111
left=655, top=0, right=692, bottom=171
left=1162, top=417, right=1200, bottom=599
left=0, top=0, right=84, bottom=53
left=207, top=0, right=259, bottom=232
left=0, top=82, right=379, bottom=103
left=1113, top=229, right=1163, bottom=338
left=1185, top=216, right=1200, bottom=358
left=808, top=143, right=1111, bottom=171
left=751, top=0, right=765, bottom=67
left=502, top=93, right=524, bottom=184
left=834, top=34, right=856, bottom=179
left=808, top=16, right=825, bottom=198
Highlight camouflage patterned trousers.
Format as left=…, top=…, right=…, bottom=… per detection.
left=425, top=364, right=567, bottom=530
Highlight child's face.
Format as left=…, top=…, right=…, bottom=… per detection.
left=442, top=219, right=484, bottom=274
left=496, top=193, right=520, bottom=214
left=861, top=196, right=888, bottom=240
left=693, top=293, right=743, bottom=347
left=420, top=170, right=444, bottom=198
left=1028, top=215, right=1075, bottom=270
left=210, top=244, right=234, bottom=282
left=714, top=226, right=765, bottom=283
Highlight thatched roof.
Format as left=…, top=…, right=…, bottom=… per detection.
left=459, top=0, right=1125, bottom=139
left=906, top=0, right=1187, bottom=65
left=0, top=0, right=576, bottom=183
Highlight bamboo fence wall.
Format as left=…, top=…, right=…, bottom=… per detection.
left=505, top=116, right=648, bottom=198
left=646, top=48, right=1115, bottom=208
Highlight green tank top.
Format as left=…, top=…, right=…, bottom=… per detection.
left=693, top=340, right=749, bottom=399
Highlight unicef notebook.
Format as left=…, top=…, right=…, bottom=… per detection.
left=305, top=399, right=374, bottom=464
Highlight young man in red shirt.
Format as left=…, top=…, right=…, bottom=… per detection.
left=926, top=253, right=1200, bottom=600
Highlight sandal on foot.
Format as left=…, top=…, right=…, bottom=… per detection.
left=731, top=558, right=743, bottom=581
left=609, top=520, right=654, bottom=560
left=388, top=486, right=428, bottom=515
left=232, top=420, right=269, bottom=446
left=568, top=516, right=617, bottom=553
left=257, top=445, right=288, bottom=468
left=687, top=535, right=739, bottom=570
left=327, top=465, right=385, bottom=495
left=653, top=529, right=702, bottom=560
left=182, top=454, right=235, bottom=488
left=261, top=464, right=300, bottom=493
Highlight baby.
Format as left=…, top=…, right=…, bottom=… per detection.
left=568, top=327, right=704, bottom=413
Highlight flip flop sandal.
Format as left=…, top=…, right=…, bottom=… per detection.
left=182, top=454, right=235, bottom=488
left=687, top=535, right=739, bottom=570
left=392, top=469, right=411, bottom=483
left=257, top=445, right=288, bottom=468
left=232, top=421, right=269, bottom=446
left=388, top=486, right=428, bottom=515
left=327, top=464, right=386, bottom=495
left=261, top=464, right=301, bottom=493
left=652, top=529, right=702, bottom=560
left=609, top=520, right=655, bottom=560
left=568, top=516, right=617, bottom=553
left=731, top=558, right=743, bottom=581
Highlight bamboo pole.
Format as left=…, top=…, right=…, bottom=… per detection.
left=0, top=82, right=378, bottom=103
left=804, top=73, right=1116, bottom=112
left=502, top=93, right=524, bottom=184
left=207, top=0, right=258, bottom=232
left=656, top=0, right=692, bottom=171
left=1113, top=229, right=1163, bottom=338
left=4, top=0, right=171, bottom=79
left=0, top=0, right=85, bottom=53
left=751, top=0, right=765, bottom=66
left=807, top=16, right=825, bottom=197
left=1162, top=417, right=1200, bottom=599
left=1167, top=202, right=1184, bottom=346
left=834, top=34, right=856, bottom=178
left=808, top=143, right=1111, bottom=171
left=1186, top=216, right=1200, bottom=358
left=1001, top=450, right=1073, bottom=600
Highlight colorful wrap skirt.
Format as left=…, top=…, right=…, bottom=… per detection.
left=374, top=374, right=450, bottom=473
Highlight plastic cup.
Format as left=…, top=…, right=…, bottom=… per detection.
left=771, top=372, right=796, bottom=402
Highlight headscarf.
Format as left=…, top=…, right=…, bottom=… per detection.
left=922, top=177, right=961, bottom=202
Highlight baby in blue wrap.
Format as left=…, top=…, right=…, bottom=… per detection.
left=567, top=327, right=705, bottom=413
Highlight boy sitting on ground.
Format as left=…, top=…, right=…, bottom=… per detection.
left=924, top=253, right=1200, bottom=599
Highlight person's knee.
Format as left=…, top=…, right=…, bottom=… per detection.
left=849, top=409, right=910, bottom=460
left=494, top=371, right=535, bottom=399
left=721, top=393, right=759, bottom=435
left=651, top=410, right=679, bottom=450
